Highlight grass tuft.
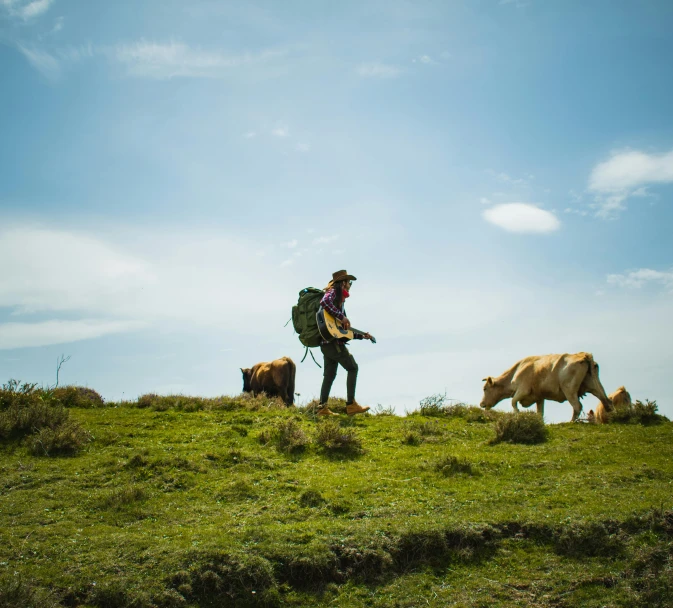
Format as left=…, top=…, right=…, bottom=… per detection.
left=314, top=419, right=363, bottom=454
left=434, top=455, right=477, bottom=476
left=554, top=520, right=625, bottom=558
left=609, top=399, right=668, bottom=425
left=490, top=412, right=548, bottom=444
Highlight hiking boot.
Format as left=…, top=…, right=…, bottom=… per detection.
left=317, top=406, right=339, bottom=417
left=346, top=402, right=370, bottom=416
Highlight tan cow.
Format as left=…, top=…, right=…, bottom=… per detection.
left=596, top=386, right=632, bottom=423
left=241, top=356, right=296, bottom=406
left=480, top=352, right=613, bottom=422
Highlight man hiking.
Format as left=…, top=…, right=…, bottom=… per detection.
left=317, top=270, right=374, bottom=417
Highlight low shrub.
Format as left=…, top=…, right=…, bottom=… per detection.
left=315, top=419, right=363, bottom=454
left=28, top=419, right=92, bottom=456
left=554, top=520, right=625, bottom=558
left=257, top=418, right=310, bottom=454
left=490, top=412, right=548, bottom=445
left=101, top=484, right=148, bottom=509
left=182, top=550, right=277, bottom=606
left=434, top=455, right=477, bottom=476
left=418, top=392, right=450, bottom=416
left=609, top=400, right=667, bottom=425
left=401, top=430, right=422, bottom=446
left=299, top=489, right=326, bottom=508
left=52, top=386, right=105, bottom=408
left=0, top=573, right=60, bottom=608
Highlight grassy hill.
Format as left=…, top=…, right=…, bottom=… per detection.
left=1, top=385, right=672, bottom=607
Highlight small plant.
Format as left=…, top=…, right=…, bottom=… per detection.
left=554, top=521, right=625, bottom=557
left=402, top=430, right=422, bottom=446
left=490, top=412, right=548, bottom=445
left=101, top=484, right=147, bottom=509
left=418, top=392, right=449, bottom=416
left=609, top=399, right=667, bottom=425
left=315, top=419, right=363, bottom=454
left=299, top=489, right=326, bottom=508
left=28, top=419, right=92, bottom=456
left=257, top=418, right=309, bottom=454
left=434, top=455, right=476, bottom=476
left=373, top=404, right=396, bottom=416
left=52, top=386, right=105, bottom=408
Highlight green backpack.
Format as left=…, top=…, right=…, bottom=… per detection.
left=292, top=287, right=324, bottom=348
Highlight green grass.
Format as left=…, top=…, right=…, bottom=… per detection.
left=1, top=391, right=672, bottom=607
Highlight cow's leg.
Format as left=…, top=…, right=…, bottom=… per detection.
left=511, top=397, right=520, bottom=413
left=536, top=400, right=545, bottom=419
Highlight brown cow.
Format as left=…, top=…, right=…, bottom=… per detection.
left=480, top=352, right=613, bottom=422
left=596, top=386, right=632, bottom=423
left=241, top=356, right=296, bottom=406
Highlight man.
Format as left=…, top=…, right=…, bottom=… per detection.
left=317, top=269, right=374, bottom=417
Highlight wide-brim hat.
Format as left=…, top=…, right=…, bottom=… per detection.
left=327, top=269, right=357, bottom=287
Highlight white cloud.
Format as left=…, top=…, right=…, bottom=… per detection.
left=16, top=43, right=94, bottom=80
left=2, top=0, right=53, bottom=19
left=244, top=131, right=256, bottom=139
left=312, top=234, right=339, bottom=245
left=280, top=259, right=293, bottom=267
left=588, top=148, right=673, bottom=218
left=271, top=126, right=289, bottom=137
left=479, top=197, right=491, bottom=205
left=489, top=170, right=528, bottom=186
left=112, top=41, right=285, bottom=79
left=295, top=142, right=311, bottom=152
left=607, top=268, right=673, bottom=290
left=0, top=225, right=305, bottom=348
left=16, top=45, right=60, bottom=80
left=0, top=319, right=147, bottom=350
left=482, top=203, right=560, bottom=233
left=281, top=239, right=298, bottom=249
left=356, top=62, right=400, bottom=79
left=19, top=0, right=51, bottom=18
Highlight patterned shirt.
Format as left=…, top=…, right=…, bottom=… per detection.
left=320, top=288, right=364, bottom=341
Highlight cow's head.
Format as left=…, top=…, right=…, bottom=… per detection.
left=480, top=376, right=507, bottom=410
left=241, top=368, right=252, bottom=393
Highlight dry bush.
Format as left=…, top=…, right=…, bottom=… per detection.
left=434, top=455, right=477, bottom=476
left=52, top=386, right=105, bottom=408
left=28, top=419, right=92, bottom=456
left=490, top=412, right=548, bottom=445
left=258, top=418, right=309, bottom=454
left=315, top=419, right=363, bottom=454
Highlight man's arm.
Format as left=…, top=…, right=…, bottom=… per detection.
left=320, top=289, right=345, bottom=321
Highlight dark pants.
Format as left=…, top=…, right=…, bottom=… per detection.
left=320, top=341, right=358, bottom=405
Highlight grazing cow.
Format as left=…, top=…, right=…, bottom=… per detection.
left=480, top=352, right=613, bottom=422
left=596, top=386, right=632, bottom=424
left=241, top=356, right=296, bottom=406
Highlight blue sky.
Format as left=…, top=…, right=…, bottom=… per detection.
left=1, top=0, right=672, bottom=422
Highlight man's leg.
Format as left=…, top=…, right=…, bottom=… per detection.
left=319, top=343, right=339, bottom=404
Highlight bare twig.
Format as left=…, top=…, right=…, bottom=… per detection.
left=55, top=354, right=71, bottom=387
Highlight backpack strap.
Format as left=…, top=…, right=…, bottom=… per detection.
left=300, top=345, right=322, bottom=368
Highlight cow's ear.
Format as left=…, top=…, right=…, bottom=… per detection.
left=482, top=376, right=493, bottom=386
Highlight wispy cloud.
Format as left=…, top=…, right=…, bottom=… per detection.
left=588, top=148, right=673, bottom=218
left=312, top=234, right=339, bottom=245
left=2, top=0, right=53, bottom=20
left=281, top=239, right=298, bottom=249
left=356, top=62, right=401, bottom=79
left=487, top=170, right=532, bottom=186
left=112, top=41, right=285, bottom=79
left=607, top=268, right=673, bottom=290
left=17, top=44, right=60, bottom=80
left=16, top=43, right=94, bottom=80
left=0, top=319, right=146, bottom=350
left=295, top=142, right=310, bottom=152
left=271, top=125, right=289, bottom=137
left=482, top=203, right=560, bottom=233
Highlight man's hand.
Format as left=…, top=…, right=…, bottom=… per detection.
left=342, top=317, right=351, bottom=330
